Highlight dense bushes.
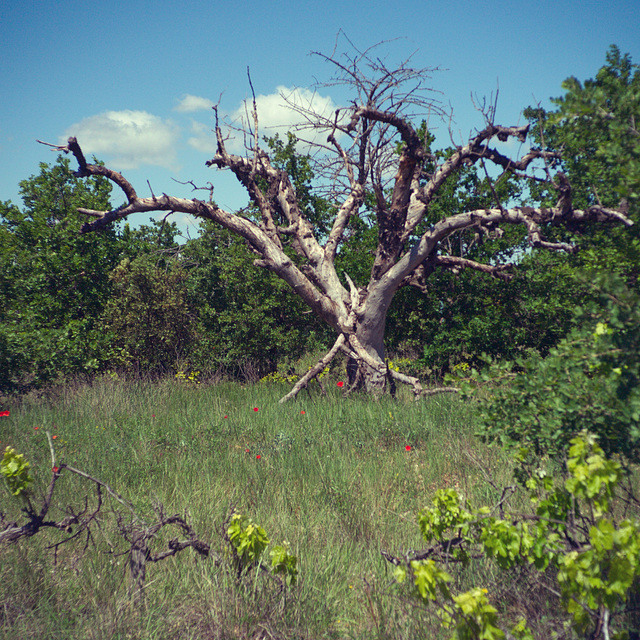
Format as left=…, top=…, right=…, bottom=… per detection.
left=0, top=159, right=123, bottom=391
left=468, top=274, right=640, bottom=462
left=182, top=222, right=332, bottom=379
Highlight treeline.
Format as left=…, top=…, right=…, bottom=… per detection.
left=0, top=158, right=328, bottom=392
left=1, top=46, right=638, bottom=394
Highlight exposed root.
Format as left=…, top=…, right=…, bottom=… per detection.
left=278, top=332, right=460, bottom=402
left=388, top=368, right=459, bottom=399
left=279, top=334, right=345, bottom=403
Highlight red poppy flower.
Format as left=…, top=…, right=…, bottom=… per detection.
left=223, top=415, right=228, bottom=419
left=337, top=381, right=344, bottom=388
left=0, top=410, right=9, bottom=417
left=34, top=426, right=39, bottom=430
left=300, top=410, right=305, bottom=415
left=52, top=466, right=59, bottom=473
left=405, top=445, right=412, bottom=451
left=52, top=435, right=57, bottom=439
left=245, top=449, right=250, bottom=453
left=253, top=407, right=259, bottom=412
left=256, top=455, right=261, bottom=460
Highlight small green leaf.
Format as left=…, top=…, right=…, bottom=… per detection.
left=1, top=446, right=33, bottom=497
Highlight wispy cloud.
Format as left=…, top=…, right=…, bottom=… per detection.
left=234, top=86, right=338, bottom=134
left=62, top=110, right=180, bottom=170
left=187, top=86, right=340, bottom=154
left=174, top=94, right=215, bottom=113
left=187, top=120, right=217, bottom=154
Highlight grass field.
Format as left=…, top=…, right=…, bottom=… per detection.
left=1, top=378, right=540, bottom=639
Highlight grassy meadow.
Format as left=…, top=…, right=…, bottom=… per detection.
left=1, top=377, right=536, bottom=639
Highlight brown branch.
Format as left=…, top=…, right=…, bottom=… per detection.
left=436, top=256, right=514, bottom=280
left=347, top=105, right=425, bottom=157
left=38, top=137, right=139, bottom=203
left=1, top=452, right=214, bottom=607
left=403, top=123, right=534, bottom=240
left=324, top=184, right=364, bottom=262
left=470, top=145, right=560, bottom=174
left=387, top=367, right=459, bottom=399
left=64, top=464, right=142, bottom=520
left=401, top=254, right=513, bottom=293
left=388, top=202, right=633, bottom=296
left=381, top=536, right=471, bottom=567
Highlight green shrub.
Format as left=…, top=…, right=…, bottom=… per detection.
left=464, top=275, right=640, bottom=463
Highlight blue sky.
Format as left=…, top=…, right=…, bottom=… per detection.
left=1, top=0, right=638, bottom=237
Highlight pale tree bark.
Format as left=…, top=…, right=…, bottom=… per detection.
left=40, top=43, right=633, bottom=401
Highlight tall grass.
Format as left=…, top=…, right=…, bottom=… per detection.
left=1, top=378, right=514, bottom=639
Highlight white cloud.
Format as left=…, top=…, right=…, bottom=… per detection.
left=174, top=94, right=215, bottom=113
left=62, top=110, right=180, bottom=170
left=237, top=86, right=337, bottom=133
left=187, top=86, right=340, bottom=154
left=187, top=120, right=217, bottom=154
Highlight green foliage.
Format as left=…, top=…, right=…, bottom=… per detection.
left=227, top=512, right=298, bottom=585
left=416, top=251, right=591, bottom=376
left=101, top=254, right=195, bottom=373
left=558, top=440, right=639, bottom=635
left=120, top=217, right=182, bottom=264
left=259, top=368, right=300, bottom=384
left=564, top=433, right=621, bottom=515
left=174, top=369, right=201, bottom=384
left=529, top=45, right=640, bottom=207
left=1, top=446, right=33, bottom=497
left=466, top=275, right=640, bottom=461
left=228, top=512, right=270, bottom=567
left=394, top=271, right=640, bottom=638
left=410, top=560, right=453, bottom=602
left=552, top=436, right=639, bottom=636
left=439, top=588, right=506, bottom=640
left=183, top=222, right=330, bottom=378
left=0, top=157, right=125, bottom=390
left=418, top=488, right=474, bottom=547
left=525, top=45, right=640, bottom=282
left=269, top=542, right=298, bottom=585
left=395, top=432, right=639, bottom=639
left=395, top=554, right=520, bottom=639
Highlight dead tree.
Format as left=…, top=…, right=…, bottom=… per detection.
left=0, top=433, right=212, bottom=604
left=41, top=42, right=632, bottom=400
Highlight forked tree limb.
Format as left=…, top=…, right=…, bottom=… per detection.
left=43, top=136, right=140, bottom=202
